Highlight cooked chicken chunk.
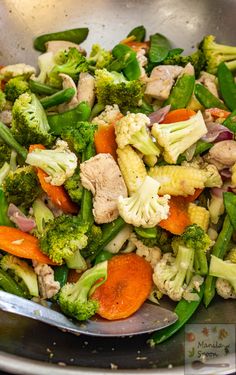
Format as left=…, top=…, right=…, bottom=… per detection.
left=145, top=65, right=183, bottom=100
left=205, top=140, right=236, bottom=170
left=77, top=72, right=95, bottom=108
left=33, top=262, right=60, bottom=299
left=198, top=71, right=219, bottom=97
left=136, top=48, right=148, bottom=81
left=80, top=153, right=127, bottom=223
left=58, top=73, right=78, bottom=112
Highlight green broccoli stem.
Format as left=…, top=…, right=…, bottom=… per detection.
left=209, top=255, right=236, bottom=292
left=203, top=215, right=233, bottom=307
left=40, top=88, right=76, bottom=109
left=194, top=248, right=208, bottom=276
left=0, top=268, right=25, bottom=297
left=65, top=249, right=87, bottom=270
left=29, top=80, right=59, bottom=95
left=48, top=102, right=91, bottom=135
left=149, top=283, right=204, bottom=345
left=0, top=188, right=13, bottom=226
left=194, top=83, right=228, bottom=110
left=0, top=122, right=28, bottom=160
left=0, top=162, right=10, bottom=186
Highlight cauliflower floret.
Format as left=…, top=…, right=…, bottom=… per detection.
left=136, top=48, right=148, bottom=80
left=0, top=64, right=36, bottom=79
left=130, top=232, right=161, bottom=268
left=115, top=113, right=160, bottom=156
left=117, top=176, right=170, bottom=228
left=26, top=139, right=77, bottom=186
left=92, top=104, right=121, bottom=126
left=216, top=278, right=236, bottom=299
left=33, top=262, right=60, bottom=299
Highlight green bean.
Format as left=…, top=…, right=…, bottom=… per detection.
left=218, top=62, right=236, bottom=111
left=164, top=74, right=195, bottom=109
left=29, top=80, right=59, bottom=96
left=0, top=122, right=27, bottom=160
left=134, top=227, right=157, bottom=239
left=194, top=83, right=228, bottom=110
left=127, top=25, right=146, bottom=42
left=148, top=33, right=171, bottom=64
left=149, top=284, right=204, bottom=345
left=34, top=28, right=89, bottom=52
left=203, top=215, right=233, bottom=307
left=223, top=109, right=236, bottom=132
left=0, top=268, right=25, bottom=297
left=40, top=88, right=76, bottom=109
left=223, top=192, right=236, bottom=230
left=54, top=265, right=69, bottom=288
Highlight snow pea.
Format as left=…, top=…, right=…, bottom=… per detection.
left=223, top=109, right=236, bottom=132
left=149, top=284, right=204, bottom=345
left=29, top=80, right=59, bottom=96
left=54, top=264, right=69, bottom=288
left=164, top=74, right=195, bottom=109
left=223, top=192, right=236, bottom=230
left=0, top=122, right=27, bottom=160
left=0, top=188, right=13, bottom=227
left=48, top=102, right=91, bottom=135
left=218, top=62, right=236, bottom=111
left=194, top=140, right=213, bottom=156
left=34, top=28, right=89, bottom=52
left=0, top=268, right=25, bottom=297
left=203, top=215, right=233, bottom=307
left=127, top=25, right=146, bottom=42
left=40, top=88, right=76, bottom=109
left=148, top=33, right=171, bottom=64
left=194, top=83, right=228, bottom=110
left=89, top=103, right=105, bottom=120
left=108, top=44, right=136, bottom=72
left=123, top=58, right=141, bottom=81
left=134, top=227, right=157, bottom=239
left=94, top=250, right=114, bottom=265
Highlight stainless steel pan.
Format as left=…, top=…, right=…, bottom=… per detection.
left=0, top=0, right=236, bottom=373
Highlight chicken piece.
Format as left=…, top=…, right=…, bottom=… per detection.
left=33, top=262, right=60, bottom=299
left=130, top=233, right=161, bottom=268
left=58, top=73, right=78, bottom=112
left=205, top=140, right=236, bottom=170
left=46, top=40, right=86, bottom=55
left=0, top=64, right=36, bottom=79
left=136, top=48, right=148, bottom=81
left=198, top=71, right=219, bottom=98
left=145, top=65, right=183, bottom=100
left=80, top=153, right=127, bottom=223
left=77, top=72, right=95, bottom=108
left=180, top=62, right=194, bottom=76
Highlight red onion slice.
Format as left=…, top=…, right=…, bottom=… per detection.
left=7, top=203, right=36, bottom=232
left=148, top=105, right=171, bottom=125
left=201, top=122, right=233, bottom=143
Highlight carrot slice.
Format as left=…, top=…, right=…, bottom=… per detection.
left=184, top=188, right=203, bottom=202
left=94, top=114, right=122, bottom=160
left=123, top=41, right=149, bottom=52
left=159, top=196, right=191, bottom=235
left=205, top=108, right=231, bottom=119
left=0, top=226, right=56, bottom=264
left=91, top=253, right=153, bottom=320
left=29, top=144, right=78, bottom=214
left=161, top=109, right=196, bottom=124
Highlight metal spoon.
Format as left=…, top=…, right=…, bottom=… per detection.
left=0, top=290, right=178, bottom=337
left=191, top=360, right=230, bottom=370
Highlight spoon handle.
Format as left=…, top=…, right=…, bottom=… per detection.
left=204, top=363, right=230, bottom=368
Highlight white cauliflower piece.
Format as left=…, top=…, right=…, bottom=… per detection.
left=26, top=139, right=77, bottom=186
left=216, top=278, right=236, bottom=299
left=0, top=110, right=12, bottom=125
left=92, top=104, right=121, bottom=126
left=32, top=52, right=55, bottom=83
left=0, top=64, right=36, bottom=79
left=130, top=232, right=161, bottom=268
left=33, top=262, right=60, bottom=299
left=115, top=113, right=160, bottom=156
left=118, top=176, right=170, bottom=228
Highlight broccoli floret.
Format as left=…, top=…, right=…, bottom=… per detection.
left=60, top=121, right=97, bottom=155
left=26, top=140, right=77, bottom=186
left=58, top=260, right=108, bottom=321
left=11, top=92, right=54, bottom=147
left=172, top=223, right=212, bottom=276
left=3, top=165, right=41, bottom=209
left=200, top=35, right=236, bottom=74
left=135, top=226, right=173, bottom=253
left=0, top=143, right=12, bottom=168
left=64, top=168, right=83, bottom=204
left=95, top=69, right=143, bottom=112
left=153, top=245, right=196, bottom=301
left=40, top=214, right=89, bottom=264
left=118, top=176, right=170, bottom=228
left=4, top=76, right=30, bottom=102
left=88, top=44, right=113, bottom=69
left=32, top=198, right=54, bottom=235
left=209, top=255, right=236, bottom=294
left=115, top=113, right=160, bottom=156
left=151, top=111, right=207, bottom=164
left=0, top=90, right=6, bottom=111
left=162, top=50, right=206, bottom=77
left=226, top=248, right=236, bottom=263
left=0, top=254, right=39, bottom=297
left=48, top=48, right=89, bottom=87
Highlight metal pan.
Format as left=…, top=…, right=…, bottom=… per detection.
left=0, top=0, right=236, bottom=373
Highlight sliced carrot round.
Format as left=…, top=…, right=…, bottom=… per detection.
left=91, top=253, right=153, bottom=320
left=159, top=196, right=191, bottom=235
left=161, top=109, right=196, bottom=124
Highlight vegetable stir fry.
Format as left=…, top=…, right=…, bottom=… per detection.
left=0, top=25, right=236, bottom=346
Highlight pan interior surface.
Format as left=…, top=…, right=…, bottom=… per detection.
left=0, top=0, right=236, bottom=373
